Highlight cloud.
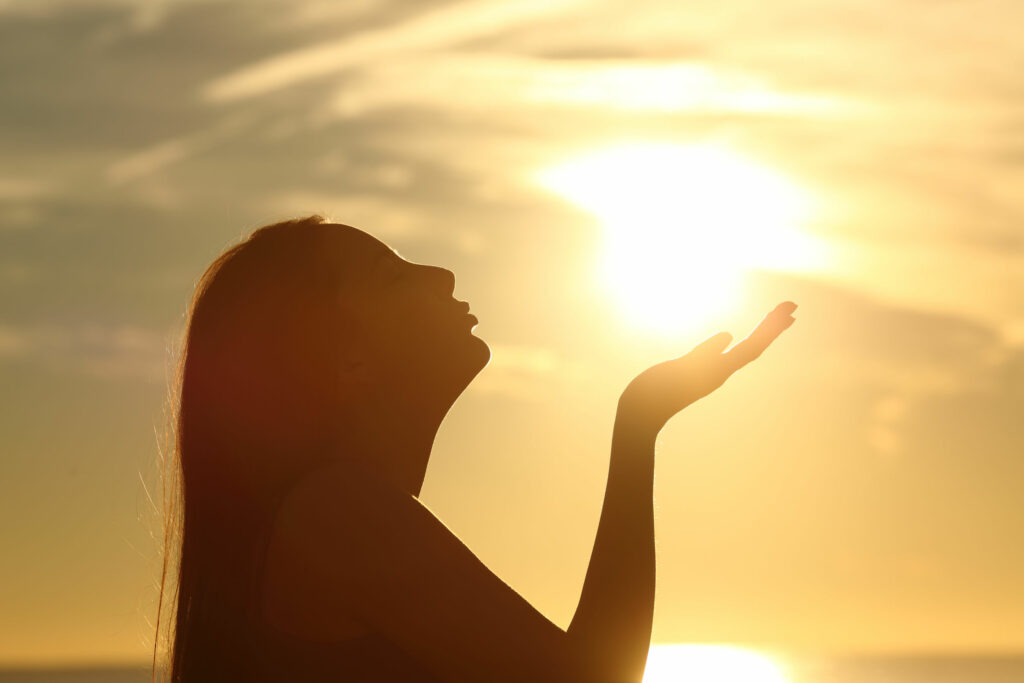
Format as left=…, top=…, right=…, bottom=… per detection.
left=201, top=0, right=582, bottom=102
left=0, top=326, right=29, bottom=355
left=106, top=137, right=199, bottom=185
left=0, top=0, right=215, bottom=18
left=0, top=177, right=50, bottom=200
left=0, top=178, right=51, bottom=230
left=751, top=271, right=1022, bottom=462
left=0, top=179, right=51, bottom=231
left=891, top=342, right=1024, bottom=524
left=0, top=322, right=170, bottom=382
left=469, top=344, right=593, bottom=402
left=327, top=54, right=854, bottom=119
left=263, top=190, right=423, bottom=241
left=817, top=237, right=1024, bottom=334
left=106, top=113, right=254, bottom=184
left=262, top=188, right=491, bottom=255
left=269, top=0, right=394, bottom=29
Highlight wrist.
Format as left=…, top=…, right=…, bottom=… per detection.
left=613, top=399, right=662, bottom=445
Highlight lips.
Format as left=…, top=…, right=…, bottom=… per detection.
left=454, top=300, right=477, bottom=326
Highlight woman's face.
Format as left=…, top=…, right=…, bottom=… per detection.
left=334, top=225, right=490, bottom=397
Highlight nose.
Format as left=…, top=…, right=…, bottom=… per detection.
left=418, top=264, right=455, bottom=297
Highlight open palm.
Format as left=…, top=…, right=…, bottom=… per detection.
left=619, top=302, right=797, bottom=434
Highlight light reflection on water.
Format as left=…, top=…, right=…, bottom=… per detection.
left=643, top=644, right=791, bottom=683
left=642, top=646, right=1024, bottom=683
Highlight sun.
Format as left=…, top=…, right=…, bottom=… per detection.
left=642, top=644, right=792, bottom=683
left=536, top=142, right=826, bottom=334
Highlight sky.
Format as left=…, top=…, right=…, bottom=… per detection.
left=0, top=0, right=1022, bottom=667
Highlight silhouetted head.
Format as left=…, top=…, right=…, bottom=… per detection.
left=184, top=216, right=488, bottom=457
left=164, top=216, right=488, bottom=681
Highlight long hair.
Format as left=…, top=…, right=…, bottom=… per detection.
left=154, top=216, right=357, bottom=682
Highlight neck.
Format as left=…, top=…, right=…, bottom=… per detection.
left=338, top=391, right=451, bottom=497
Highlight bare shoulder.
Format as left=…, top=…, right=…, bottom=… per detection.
left=268, top=458, right=497, bottom=592
left=265, top=460, right=573, bottom=682
left=266, top=460, right=450, bottom=583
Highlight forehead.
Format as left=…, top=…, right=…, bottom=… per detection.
left=324, top=223, right=400, bottom=261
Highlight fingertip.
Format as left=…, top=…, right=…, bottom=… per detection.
left=775, top=301, right=798, bottom=315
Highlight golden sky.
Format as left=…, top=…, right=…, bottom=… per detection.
left=0, top=0, right=1021, bottom=666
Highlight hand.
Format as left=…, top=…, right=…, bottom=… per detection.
left=618, top=302, right=797, bottom=435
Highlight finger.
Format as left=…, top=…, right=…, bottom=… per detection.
left=774, top=300, right=798, bottom=317
left=725, top=302, right=796, bottom=369
left=729, top=303, right=796, bottom=362
left=691, top=331, right=733, bottom=357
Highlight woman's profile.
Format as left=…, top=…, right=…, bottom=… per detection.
left=154, top=215, right=796, bottom=683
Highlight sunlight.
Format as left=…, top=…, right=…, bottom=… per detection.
left=537, top=142, right=827, bottom=334
left=642, top=644, right=792, bottom=683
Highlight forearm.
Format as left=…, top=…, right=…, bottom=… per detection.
left=561, top=304, right=796, bottom=681
left=567, top=405, right=657, bottom=682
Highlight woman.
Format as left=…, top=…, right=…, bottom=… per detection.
left=155, top=215, right=796, bottom=683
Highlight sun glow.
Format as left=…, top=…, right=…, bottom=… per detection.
left=642, top=645, right=792, bottom=683
left=537, top=142, right=827, bottom=334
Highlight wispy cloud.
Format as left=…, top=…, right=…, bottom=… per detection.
left=263, top=190, right=424, bottom=241
left=470, top=344, right=593, bottom=402
left=327, top=55, right=854, bottom=118
left=106, top=113, right=254, bottom=184
left=201, top=0, right=582, bottom=102
left=0, top=178, right=51, bottom=230
left=0, top=177, right=50, bottom=200
left=0, top=322, right=170, bottom=381
left=0, top=0, right=213, bottom=18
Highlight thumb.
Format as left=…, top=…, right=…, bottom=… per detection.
left=690, top=331, right=733, bottom=357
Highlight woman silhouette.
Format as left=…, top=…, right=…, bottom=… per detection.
left=156, top=215, right=796, bottom=683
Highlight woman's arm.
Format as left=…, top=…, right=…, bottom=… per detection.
left=565, top=411, right=656, bottom=682
left=566, top=302, right=797, bottom=681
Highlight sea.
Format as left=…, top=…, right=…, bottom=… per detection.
left=783, top=655, right=1024, bottom=683
left=1, top=655, right=1023, bottom=683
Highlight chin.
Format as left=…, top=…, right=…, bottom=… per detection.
left=445, top=334, right=488, bottom=396
left=465, top=333, right=491, bottom=375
